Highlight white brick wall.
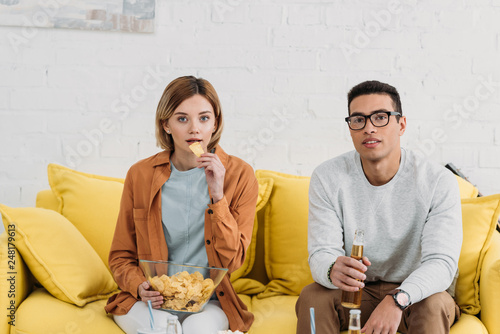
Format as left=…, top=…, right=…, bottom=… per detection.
left=1, top=1, right=500, bottom=233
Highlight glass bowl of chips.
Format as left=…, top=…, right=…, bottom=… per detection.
left=139, top=260, right=228, bottom=314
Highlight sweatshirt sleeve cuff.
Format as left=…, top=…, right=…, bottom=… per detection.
left=310, top=253, right=339, bottom=289
left=398, top=282, right=423, bottom=305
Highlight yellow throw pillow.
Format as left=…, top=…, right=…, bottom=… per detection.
left=255, top=170, right=313, bottom=298
left=47, top=164, right=124, bottom=268
left=455, top=175, right=479, bottom=199
left=231, top=177, right=274, bottom=282
left=0, top=205, right=119, bottom=307
left=455, top=194, right=500, bottom=315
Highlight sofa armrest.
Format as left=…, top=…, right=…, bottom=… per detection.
left=0, top=231, right=34, bottom=332
left=479, top=231, right=500, bottom=334
left=35, top=189, right=60, bottom=211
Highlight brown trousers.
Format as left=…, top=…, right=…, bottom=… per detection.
left=295, top=281, right=460, bottom=334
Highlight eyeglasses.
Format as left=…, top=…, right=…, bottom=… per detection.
left=345, top=111, right=401, bottom=130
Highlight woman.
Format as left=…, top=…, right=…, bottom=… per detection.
left=105, top=76, right=258, bottom=334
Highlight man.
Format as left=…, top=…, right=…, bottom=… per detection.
left=296, top=80, right=462, bottom=334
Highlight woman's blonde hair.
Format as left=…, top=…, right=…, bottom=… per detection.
left=155, top=76, right=224, bottom=152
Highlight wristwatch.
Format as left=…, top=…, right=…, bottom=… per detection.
left=387, top=289, right=411, bottom=310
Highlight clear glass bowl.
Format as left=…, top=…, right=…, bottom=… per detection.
left=139, top=260, right=228, bottom=314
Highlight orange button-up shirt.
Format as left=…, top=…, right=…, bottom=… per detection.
left=105, top=146, right=258, bottom=332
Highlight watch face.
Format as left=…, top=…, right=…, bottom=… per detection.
left=396, top=292, right=409, bottom=307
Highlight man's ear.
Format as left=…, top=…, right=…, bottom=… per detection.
left=399, top=116, right=407, bottom=136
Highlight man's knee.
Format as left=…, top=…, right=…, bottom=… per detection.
left=407, top=292, right=458, bottom=330
left=296, top=283, right=316, bottom=314
left=296, top=283, right=340, bottom=313
left=413, top=292, right=455, bottom=314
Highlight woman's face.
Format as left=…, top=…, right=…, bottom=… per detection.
left=163, top=94, right=217, bottom=155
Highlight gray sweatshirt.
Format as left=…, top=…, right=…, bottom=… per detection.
left=308, top=148, right=462, bottom=304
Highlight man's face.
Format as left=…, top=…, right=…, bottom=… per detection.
left=348, top=93, right=406, bottom=164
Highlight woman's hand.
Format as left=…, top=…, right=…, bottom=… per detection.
left=197, top=152, right=225, bottom=203
left=138, top=281, right=163, bottom=309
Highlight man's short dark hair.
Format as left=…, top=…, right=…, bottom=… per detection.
left=347, top=80, right=402, bottom=117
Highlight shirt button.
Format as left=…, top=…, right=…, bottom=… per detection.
left=208, top=209, right=213, bottom=214
left=206, top=240, right=211, bottom=245
left=219, top=291, right=224, bottom=297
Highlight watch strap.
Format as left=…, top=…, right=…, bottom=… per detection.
left=387, top=289, right=411, bottom=310
left=327, top=261, right=335, bottom=284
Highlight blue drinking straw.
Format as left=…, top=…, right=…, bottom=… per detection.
left=147, top=300, right=155, bottom=329
left=310, top=307, right=316, bottom=334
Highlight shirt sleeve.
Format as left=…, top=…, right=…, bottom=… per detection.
left=208, top=165, right=258, bottom=273
left=399, top=171, right=463, bottom=304
left=108, top=168, right=146, bottom=299
left=308, top=169, right=345, bottom=289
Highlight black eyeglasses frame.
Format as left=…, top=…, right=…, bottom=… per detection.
left=345, top=111, right=401, bottom=130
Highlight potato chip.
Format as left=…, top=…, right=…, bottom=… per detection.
left=149, top=270, right=216, bottom=312
left=189, top=142, right=204, bottom=157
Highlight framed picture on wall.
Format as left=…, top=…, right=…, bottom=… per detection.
left=0, top=0, right=155, bottom=33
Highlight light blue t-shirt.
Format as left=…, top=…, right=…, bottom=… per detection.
left=161, top=163, right=210, bottom=267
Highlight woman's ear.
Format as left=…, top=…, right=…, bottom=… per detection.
left=162, top=120, right=170, bottom=134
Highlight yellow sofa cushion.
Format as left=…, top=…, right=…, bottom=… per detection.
left=0, top=232, right=33, bottom=334
left=15, top=288, right=124, bottom=334
left=342, top=314, right=487, bottom=334
left=231, top=177, right=273, bottom=289
left=0, top=205, right=118, bottom=307
left=35, top=189, right=60, bottom=211
left=455, top=194, right=500, bottom=315
left=249, top=295, right=299, bottom=334
left=449, top=314, right=488, bottom=334
left=255, top=170, right=313, bottom=298
left=480, top=232, right=500, bottom=332
left=47, top=163, right=124, bottom=268
left=455, top=175, right=479, bottom=199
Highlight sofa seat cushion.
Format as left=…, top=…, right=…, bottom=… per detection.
left=449, top=314, right=488, bottom=333
left=237, top=293, right=252, bottom=312
left=0, top=232, right=33, bottom=334
left=237, top=294, right=483, bottom=334
left=14, top=288, right=124, bottom=334
left=340, top=315, right=485, bottom=334
left=246, top=295, right=298, bottom=334
left=233, top=278, right=266, bottom=295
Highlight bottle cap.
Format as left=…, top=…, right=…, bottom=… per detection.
left=349, top=309, right=361, bottom=315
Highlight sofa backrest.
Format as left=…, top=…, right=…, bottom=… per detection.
left=36, top=189, right=60, bottom=211
left=37, top=164, right=498, bottom=316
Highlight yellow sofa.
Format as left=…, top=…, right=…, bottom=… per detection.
left=1, top=164, right=500, bottom=334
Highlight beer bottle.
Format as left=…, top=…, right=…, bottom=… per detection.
left=166, top=315, right=179, bottom=334
left=347, top=309, right=361, bottom=334
left=341, top=229, right=364, bottom=308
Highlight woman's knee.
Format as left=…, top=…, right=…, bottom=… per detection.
left=182, top=301, right=228, bottom=334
